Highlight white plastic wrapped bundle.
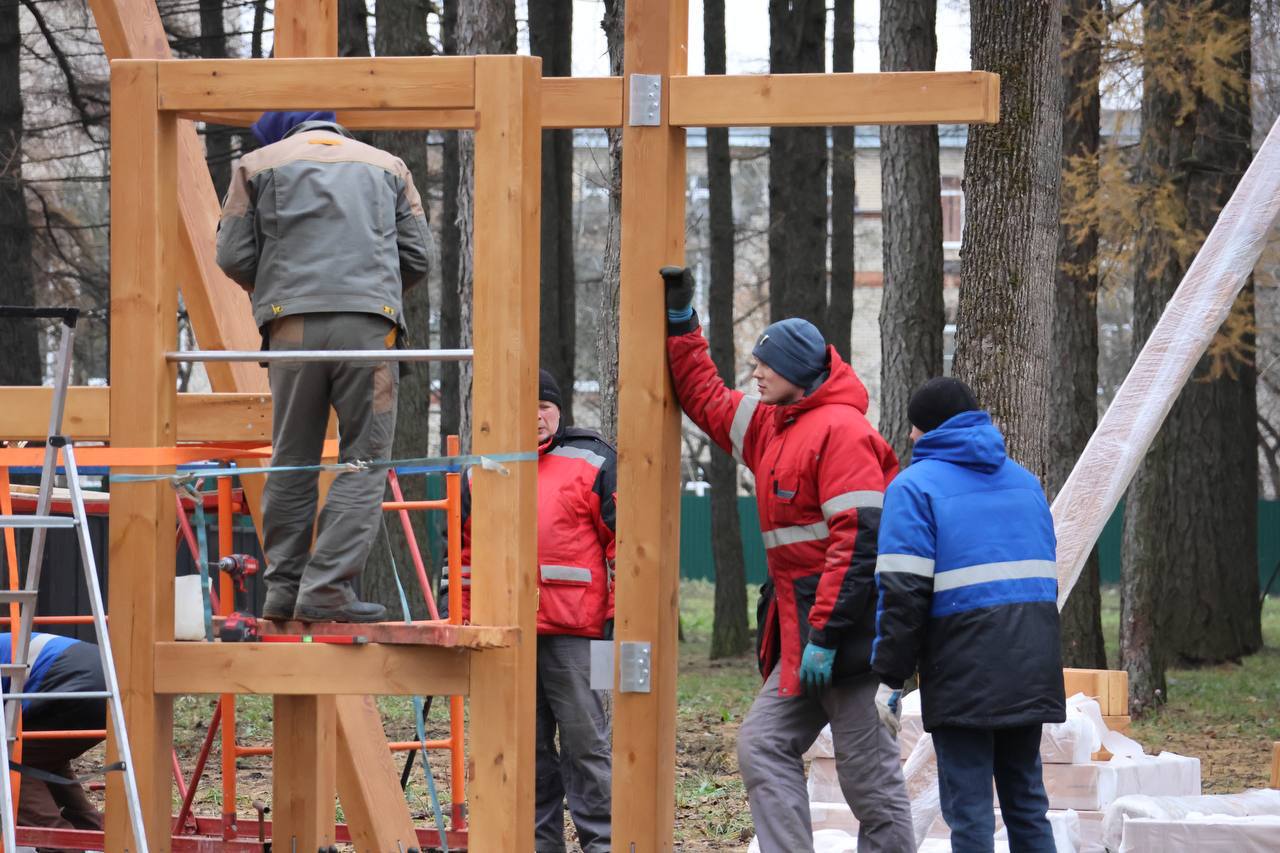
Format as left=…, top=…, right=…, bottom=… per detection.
left=1051, top=115, right=1280, bottom=604
left=1118, top=815, right=1280, bottom=852
left=1100, top=789, right=1280, bottom=849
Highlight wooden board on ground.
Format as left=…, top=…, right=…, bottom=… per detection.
left=252, top=618, right=517, bottom=648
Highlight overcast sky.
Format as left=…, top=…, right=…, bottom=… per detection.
left=562, top=0, right=972, bottom=77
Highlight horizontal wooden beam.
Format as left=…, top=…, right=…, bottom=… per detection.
left=669, top=71, right=1000, bottom=127
left=0, top=388, right=272, bottom=443
left=153, top=57, right=477, bottom=111
left=153, top=642, right=471, bottom=695
left=177, top=76, right=622, bottom=130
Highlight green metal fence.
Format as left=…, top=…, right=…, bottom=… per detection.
left=679, top=493, right=1280, bottom=588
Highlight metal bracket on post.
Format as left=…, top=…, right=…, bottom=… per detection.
left=618, top=641, right=652, bottom=693
left=628, top=74, right=662, bottom=126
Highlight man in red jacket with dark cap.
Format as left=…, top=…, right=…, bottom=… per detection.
left=661, top=267, right=913, bottom=852
left=446, top=369, right=616, bottom=853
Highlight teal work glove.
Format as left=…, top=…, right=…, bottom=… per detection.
left=798, top=642, right=836, bottom=696
left=659, top=265, right=695, bottom=322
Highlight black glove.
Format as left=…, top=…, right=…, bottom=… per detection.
left=659, top=266, right=695, bottom=315
left=602, top=618, right=614, bottom=641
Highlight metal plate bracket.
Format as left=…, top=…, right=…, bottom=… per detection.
left=628, top=74, right=662, bottom=126
left=618, top=641, right=652, bottom=693
left=589, top=640, right=614, bottom=691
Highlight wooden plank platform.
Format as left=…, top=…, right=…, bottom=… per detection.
left=252, top=619, right=517, bottom=648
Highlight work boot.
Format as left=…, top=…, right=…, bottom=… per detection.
left=262, top=596, right=296, bottom=622
left=293, top=600, right=387, bottom=623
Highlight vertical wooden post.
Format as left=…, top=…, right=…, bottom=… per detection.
left=611, top=0, right=689, bottom=849
left=106, top=58, right=177, bottom=853
left=271, top=695, right=337, bottom=850
left=467, top=55, right=543, bottom=853
left=272, top=0, right=338, bottom=57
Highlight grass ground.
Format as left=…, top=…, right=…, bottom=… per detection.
left=109, top=582, right=1279, bottom=850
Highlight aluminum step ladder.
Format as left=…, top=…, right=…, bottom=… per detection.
left=0, top=306, right=149, bottom=852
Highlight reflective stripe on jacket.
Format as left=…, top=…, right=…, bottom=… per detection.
left=215, top=121, right=433, bottom=330
left=451, top=428, right=618, bottom=638
left=667, top=318, right=898, bottom=697
left=870, top=410, right=1066, bottom=729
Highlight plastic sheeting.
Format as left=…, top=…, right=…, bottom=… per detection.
left=1051, top=115, right=1280, bottom=603
left=1101, top=789, right=1280, bottom=849
left=1118, top=815, right=1280, bottom=852
left=1042, top=752, right=1200, bottom=811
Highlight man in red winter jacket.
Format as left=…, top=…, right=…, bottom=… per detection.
left=446, top=369, right=616, bottom=853
left=661, top=267, right=913, bottom=852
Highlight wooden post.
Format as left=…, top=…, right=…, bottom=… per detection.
left=1271, top=742, right=1279, bottom=789
left=466, top=55, right=543, bottom=853
left=611, top=1, right=688, bottom=849
left=106, top=58, right=178, bottom=853
left=272, top=0, right=337, bottom=57
left=271, top=695, right=337, bottom=850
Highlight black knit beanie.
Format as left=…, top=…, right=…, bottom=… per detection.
left=907, top=377, right=979, bottom=433
left=538, top=369, right=563, bottom=410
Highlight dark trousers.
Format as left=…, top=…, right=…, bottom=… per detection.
left=17, top=735, right=104, bottom=852
left=534, top=635, right=611, bottom=853
left=932, top=725, right=1056, bottom=853
left=262, top=312, right=399, bottom=611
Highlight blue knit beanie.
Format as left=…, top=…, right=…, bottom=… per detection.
left=250, top=111, right=338, bottom=147
left=751, top=318, right=827, bottom=389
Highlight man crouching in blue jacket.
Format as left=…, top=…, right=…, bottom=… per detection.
left=871, top=378, right=1066, bottom=853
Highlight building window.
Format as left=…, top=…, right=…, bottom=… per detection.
left=942, top=176, right=964, bottom=250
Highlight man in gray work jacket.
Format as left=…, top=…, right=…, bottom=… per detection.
left=216, top=110, right=432, bottom=623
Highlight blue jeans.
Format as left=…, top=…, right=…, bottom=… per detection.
left=932, top=725, right=1056, bottom=853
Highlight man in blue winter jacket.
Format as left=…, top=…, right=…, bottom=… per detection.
left=870, top=378, right=1066, bottom=853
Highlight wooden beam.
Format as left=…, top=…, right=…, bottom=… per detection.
left=91, top=0, right=267, bottom=394
left=611, top=1, right=688, bottom=849
left=467, top=55, right=543, bottom=853
left=105, top=58, right=177, bottom=853
left=155, top=57, right=477, bottom=112
left=272, top=0, right=337, bottom=57
left=0, top=389, right=273, bottom=443
left=152, top=642, right=472, bottom=695
left=178, top=76, right=623, bottom=130
left=334, top=695, right=419, bottom=851
left=272, top=695, right=337, bottom=851
left=1271, top=742, right=1279, bottom=789
left=669, top=71, right=1001, bottom=127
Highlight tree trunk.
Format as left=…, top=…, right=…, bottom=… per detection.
left=439, top=0, right=462, bottom=451
left=597, top=0, right=624, bottom=441
left=529, top=0, right=576, bottom=424
left=338, top=0, right=370, bottom=56
left=1122, top=0, right=1258, bottom=715
left=1052, top=0, right=1106, bottom=669
left=0, top=0, right=38, bottom=386
left=360, top=0, right=435, bottom=617
left=877, top=0, right=944, bottom=463
left=704, top=0, right=749, bottom=660
left=198, top=0, right=233, bottom=198
left=252, top=0, right=268, bottom=58
left=827, top=1, right=855, bottom=361
left=455, top=0, right=516, bottom=451
left=767, top=0, right=828, bottom=329
left=952, top=0, right=1062, bottom=479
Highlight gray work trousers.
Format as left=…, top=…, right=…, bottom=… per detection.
left=262, top=312, right=398, bottom=611
left=534, top=635, right=612, bottom=853
left=738, top=668, right=914, bottom=853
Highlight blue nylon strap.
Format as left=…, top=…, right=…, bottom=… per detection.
left=381, top=519, right=449, bottom=852
left=108, top=451, right=537, bottom=484
left=190, top=494, right=215, bottom=642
